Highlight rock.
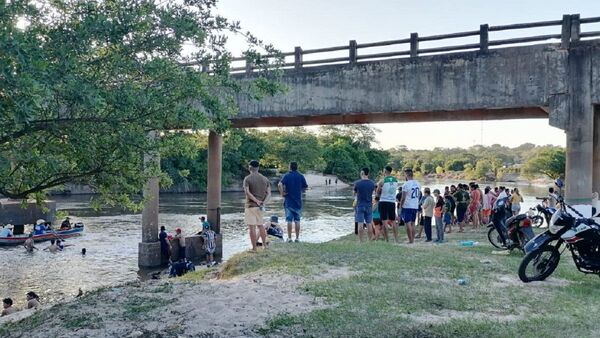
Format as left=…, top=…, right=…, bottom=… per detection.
left=129, top=331, right=143, bottom=338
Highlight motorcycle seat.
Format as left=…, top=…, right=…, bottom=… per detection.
left=506, top=214, right=527, bottom=224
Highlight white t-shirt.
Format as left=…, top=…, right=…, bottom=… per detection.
left=402, top=180, right=422, bottom=209
left=0, top=228, right=12, bottom=237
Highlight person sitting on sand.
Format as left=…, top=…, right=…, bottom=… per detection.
left=265, top=215, right=284, bottom=240
left=1, top=298, right=17, bottom=317
left=26, top=292, right=40, bottom=309
left=201, top=223, right=217, bottom=267
left=24, top=233, right=37, bottom=253
left=45, top=239, right=59, bottom=253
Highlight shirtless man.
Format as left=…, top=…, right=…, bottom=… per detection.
left=1, top=298, right=17, bottom=316
left=24, top=234, right=37, bottom=253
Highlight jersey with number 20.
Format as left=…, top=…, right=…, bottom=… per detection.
left=402, top=180, right=422, bottom=209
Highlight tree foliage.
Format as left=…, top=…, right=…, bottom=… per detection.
left=0, top=0, right=283, bottom=208
left=522, top=148, right=565, bottom=179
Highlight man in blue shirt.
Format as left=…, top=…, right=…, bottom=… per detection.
left=354, top=167, right=376, bottom=243
left=278, top=162, right=308, bottom=243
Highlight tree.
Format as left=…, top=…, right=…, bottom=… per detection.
left=522, top=148, right=565, bottom=179
left=0, top=0, right=282, bottom=208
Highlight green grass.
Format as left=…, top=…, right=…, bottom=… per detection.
left=221, top=229, right=600, bottom=338
left=122, top=296, right=170, bottom=320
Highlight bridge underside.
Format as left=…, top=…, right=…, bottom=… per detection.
left=231, top=107, right=548, bottom=128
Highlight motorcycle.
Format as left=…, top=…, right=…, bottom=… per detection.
left=487, top=211, right=535, bottom=252
left=530, top=203, right=557, bottom=228
left=518, top=194, right=600, bottom=283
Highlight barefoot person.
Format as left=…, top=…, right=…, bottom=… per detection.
left=376, top=166, right=399, bottom=243
left=399, top=168, right=421, bottom=244
left=243, top=160, right=271, bottom=251
left=353, top=167, right=376, bottom=243
left=278, top=161, right=308, bottom=243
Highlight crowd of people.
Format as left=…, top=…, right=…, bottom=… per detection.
left=352, top=165, right=547, bottom=245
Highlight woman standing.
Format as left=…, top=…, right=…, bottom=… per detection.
left=468, top=183, right=481, bottom=230
left=510, top=188, right=524, bottom=215
left=482, top=187, right=493, bottom=224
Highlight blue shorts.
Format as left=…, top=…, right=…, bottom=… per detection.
left=444, top=213, right=452, bottom=225
left=401, top=208, right=418, bottom=223
left=285, top=207, right=302, bottom=223
left=355, top=205, right=373, bottom=224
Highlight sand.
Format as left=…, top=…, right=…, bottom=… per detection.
left=0, top=266, right=357, bottom=337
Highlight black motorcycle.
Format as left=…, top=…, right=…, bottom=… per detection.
left=530, top=204, right=557, bottom=228
left=487, top=212, right=535, bottom=252
left=518, top=195, right=600, bottom=283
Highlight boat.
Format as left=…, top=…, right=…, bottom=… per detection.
left=0, top=223, right=84, bottom=246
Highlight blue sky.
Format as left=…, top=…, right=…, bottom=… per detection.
left=216, top=0, right=600, bottom=150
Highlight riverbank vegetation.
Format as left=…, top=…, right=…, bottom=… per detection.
left=162, top=126, right=565, bottom=192
left=2, top=231, right=598, bottom=337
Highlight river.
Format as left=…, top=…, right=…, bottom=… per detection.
left=0, top=182, right=549, bottom=309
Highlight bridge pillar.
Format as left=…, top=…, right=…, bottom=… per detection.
left=207, top=130, right=223, bottom=258
left=564, top=49, right=593, bottom=216
left=593, top=106, right=600, bottom=195
left=139, top=131, right=161, bottom=268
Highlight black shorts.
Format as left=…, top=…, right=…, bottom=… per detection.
left=379, top=201, right=396, bottom=221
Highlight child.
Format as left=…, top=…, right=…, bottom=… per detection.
left=444, top=194, right=453, bottom=234
left=372, top=196, right=382, bottom=240
left=174, top=228, right=186, bottom=261
left=198, top=216, right=209, bottom=235
left=265, top=215, right=284, bottom=240
left=1, top=298, right=16, bottom=317
left=201, top=223, right=217, bottom=267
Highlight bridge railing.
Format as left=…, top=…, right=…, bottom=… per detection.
left=229, top=14, right=600, bottom=73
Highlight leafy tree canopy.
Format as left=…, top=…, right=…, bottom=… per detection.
left=0, top=0, right=282, bottom=209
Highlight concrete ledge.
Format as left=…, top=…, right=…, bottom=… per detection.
left=138, top=241, right=161, bottom=268
left=171, top=234, right=223, bottom=263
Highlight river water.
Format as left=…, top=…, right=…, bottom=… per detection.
left=0, top=182, right=549, bottom=308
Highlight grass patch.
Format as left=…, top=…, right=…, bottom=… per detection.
left=178, top=268, right=212, bottom=282
left=122, top=296, right=170, bottom=320
left=221, top=230, right=600, bottom=337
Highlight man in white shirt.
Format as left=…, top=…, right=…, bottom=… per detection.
left=399, top=168, right=421, bottom=244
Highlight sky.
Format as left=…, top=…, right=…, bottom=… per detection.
left=215, top=0, right=600, bottom=150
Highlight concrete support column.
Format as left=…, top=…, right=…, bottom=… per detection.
left=593, top=106, right=600, bottom=195
left=139, top=131, right=161, bottom=267
left=564, top=49, right=593, bottom=215
left=207, top=130, right=223, bottom=234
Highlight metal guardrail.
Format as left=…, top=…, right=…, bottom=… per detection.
left=201, top=14, right=600, bottom=73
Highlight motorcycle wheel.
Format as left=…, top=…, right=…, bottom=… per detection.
left=531, top=215, right=544, bottom=228
left=487, top=227, right=505, bottom=249
left=518, top=246, right=561, bottom=283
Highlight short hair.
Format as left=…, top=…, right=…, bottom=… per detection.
left=385, top=165, right=393, bottom=173
left=160, top=226, right=165, bottom=231
left=549, top=187, right=555, bottom=193
left=249, top=160, right=259, bottom=168
left=290, top=162, right=298, bottom=171
left=27, top=292, right=38, bottom=299
left=50, top=239, right=55, bottom=244
left=3, top=298, right=12, bottom=306
left=361, top=167, right=370, bottom=176
left=424, top=188, right=431, bottom=194
left=200, top=216, right=206, bottom=221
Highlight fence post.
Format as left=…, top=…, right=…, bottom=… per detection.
left=561, top=14, right=572, bottom=49
left=294, top=46, right=303, bottom=70
left=570, top=14, right=580, bottom=42
left=245, top=59, right=253, bottom=74
left=479, top=24, right=489, bottom=52
left=410, top=33, right=418, bottom=58
left=349, top=40, right=357, bottom=64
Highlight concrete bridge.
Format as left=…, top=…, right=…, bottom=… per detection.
left=139, top=14, right=600, bottom=267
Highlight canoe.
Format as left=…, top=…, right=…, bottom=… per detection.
left=0, top=224, right=84, bottom=246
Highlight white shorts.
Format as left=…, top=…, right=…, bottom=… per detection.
left=245, top=207, right=264, bottom=225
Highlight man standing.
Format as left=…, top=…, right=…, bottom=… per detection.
left=376, top=166, right=399, bottom=242
left=455, top=184, right=471, bottom=232
left=278, top=161, right=308, bottom=243
left=354, top=167, right=376, bottom=243
left=243, top=160, right=271, bottom=251
left=399, top=168, right=421, bottom=244
left=420, top=188, right=435, bottom=242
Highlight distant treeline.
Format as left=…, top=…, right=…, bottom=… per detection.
left=160, top=126, right=565, bottom=189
